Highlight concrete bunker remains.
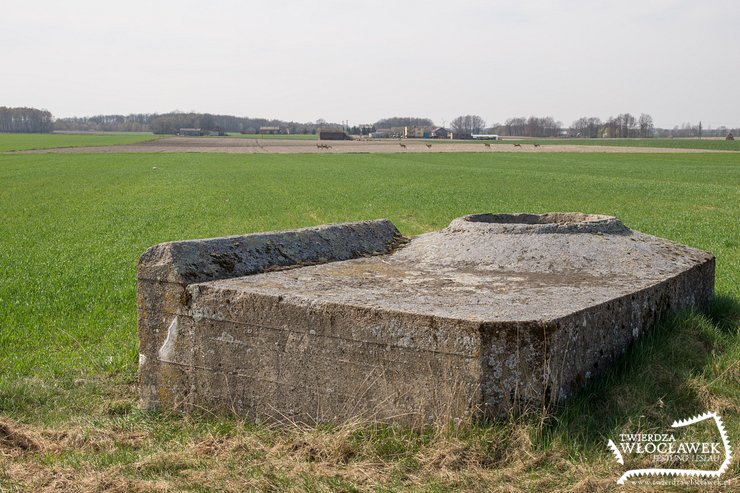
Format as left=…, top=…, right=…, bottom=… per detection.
left=137, top=213, right=714, bottom=423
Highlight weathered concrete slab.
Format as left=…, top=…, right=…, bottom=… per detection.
left=138, top=213, right=714, bottom=423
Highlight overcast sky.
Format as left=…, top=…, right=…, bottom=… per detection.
left=2, top=0, right=739, bottom=128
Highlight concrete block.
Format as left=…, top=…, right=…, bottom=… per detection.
left=138, top=213, right=714, bottom=423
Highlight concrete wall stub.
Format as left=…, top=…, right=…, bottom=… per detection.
left=137, top=213, right=714, bottom=424
left=137, top=219, right=405, bottom=413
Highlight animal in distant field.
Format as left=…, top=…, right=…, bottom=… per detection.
left=400, top=143, right=407, bottom=149
left=426, top=143, right=432, bottom=149
left=484, top=143, right=491, bottom=148
left=534, top=143, right=541, bottom=148
left=513, top=143, right=522, bottom=148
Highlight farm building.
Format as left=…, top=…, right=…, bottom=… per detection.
left=259, top=126, right=280, bottom=135
left=432, top=127, right=450, bottom=139
left=471, top=134, right=499, bottom=140
left=319, top=130, right=352, bottom=140
left=179, top=128, right=203, bottom=136
left=405, top=126, right=434, bottom=138
left=388, top=127, right=406, bottom=138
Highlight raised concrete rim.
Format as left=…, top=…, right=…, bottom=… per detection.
left=137, top=219, right=404, bottom=284
left=446, top=212, right=629, bottom=234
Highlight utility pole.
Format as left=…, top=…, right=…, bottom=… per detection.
left=698, top=121, right=702, bottom=139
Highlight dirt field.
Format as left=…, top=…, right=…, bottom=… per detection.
left=12, top=136, right=730, bottom=154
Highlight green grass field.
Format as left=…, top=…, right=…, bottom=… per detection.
left=0, top=150, right=738, bottom=491
left=0, top=132, right=160, bottom=152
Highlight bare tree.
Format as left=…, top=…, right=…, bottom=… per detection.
left=451, top=115, right=486, bottom=134
left=572, top=117, right=588, bottom=137
left=505, top=117, right=526, bottom=136
left=587, top=117, right=602, bottom=138
left=572, top=116, right=603, bottom=138
left=616, top=113, right=637, bottom=138
left=638, top=113, right=654, bottom=138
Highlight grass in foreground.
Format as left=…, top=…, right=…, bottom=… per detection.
left=0, top=151, right=738, bottom=491
left=0, top=133, right=160, bottom=152
left=1, top=303, right=736, bottom=492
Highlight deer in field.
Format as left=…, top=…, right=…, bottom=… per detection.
left=484, top=143, right=491, bottom=148
left=513, top=143, right=522, bottom=148
left=399, top=143, right=407, bottom=149
left=426, top=143, right=432, bottom=149
left=534, top=143, right=541, bottom=148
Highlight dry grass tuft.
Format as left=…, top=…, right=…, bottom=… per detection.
left=279, top=423, right=360, bottom=466
left=0, top=407, right=734, bottom=492
left=40, top=427, right=148, bottom=454
left=5, top=461, right=172, bottom=493
left=0, top=418, right=41, bottom=455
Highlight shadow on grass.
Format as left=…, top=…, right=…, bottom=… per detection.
left=537, top=294, right=739, bottom=454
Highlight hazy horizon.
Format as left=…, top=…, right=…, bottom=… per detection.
left=3, top=0, right=739, bottom=129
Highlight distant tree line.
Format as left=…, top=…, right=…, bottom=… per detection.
left=0, top=106, right=53, bottom=133
left=7, top=106, right=737, bottom=139
left=654, top=122, right=737, bottom=139
left=482, top=113, right=658, bottom=138
left=569, top=113, right=654, bottom=138
left=373, top=117, right=434, bottom=129
left=148, top=113, right=322, bottom=135
left=55, top=112, right=329, bottom=135
left=490, top=116, right=563, bottom=137
left=54, top=114, right=151, bottom=132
